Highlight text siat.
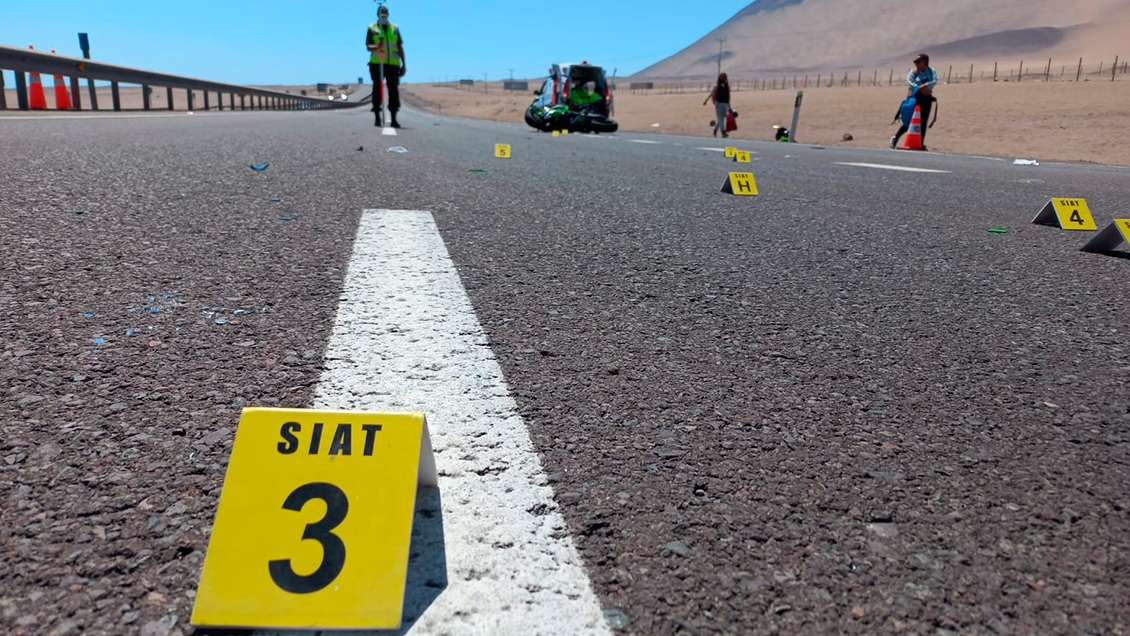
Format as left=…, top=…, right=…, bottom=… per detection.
left=277, top=422, right=383, bottom=456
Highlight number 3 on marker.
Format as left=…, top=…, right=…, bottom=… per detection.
left=269, top=483, right=348, bottom=594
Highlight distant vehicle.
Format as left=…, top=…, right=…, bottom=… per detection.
left=525, top=62, right=618, bottom=133
left=341, top=94, right=349, bottom=101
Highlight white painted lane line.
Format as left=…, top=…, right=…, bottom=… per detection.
left=626, top=139, right=660, bottom=144
left=696, top=147, right=727, bottom=152
left=312, top=210, right=611, bottom=635
left=382, top=127, right=398, bottom=136
left=835, top=162, right=951, bottom=173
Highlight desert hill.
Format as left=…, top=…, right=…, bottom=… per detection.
left=633, top=0, right=1130, bottom=79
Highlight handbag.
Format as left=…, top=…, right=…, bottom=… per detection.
left=725, top=109, right=738, bottom=132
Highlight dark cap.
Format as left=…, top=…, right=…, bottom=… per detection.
left=913, top=53, right=929, bottom=64
left=377, top=5, right=389, bottom=16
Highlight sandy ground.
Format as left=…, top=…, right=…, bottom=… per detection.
left=404, top=80, right=1130, bottom=166
left=1, top=82, right=358, bottom=112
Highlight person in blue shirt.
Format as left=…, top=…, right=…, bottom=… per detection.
left=890, top=53, right=937, bottom=150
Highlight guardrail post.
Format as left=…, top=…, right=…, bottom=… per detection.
left=229, top=93, right=234, bottom=110
left=69, top=76, right=81, bottom=109
left=142, top=84, right=150, bottom=110
left=87, top=77, right=98, bottom=110
left=217, top=91, right=223, bottom=111
left=0, top=71, right=7, bottom=109
left=111, top=81, right=121, bottom=111
left=259, top=95, right=264, bottom=110
left=167, top=86, right=174, bottom=110
left=203, top=91, right=210, bottom=110
left=187, top=89, right=194, bottom=111
left=15, top=71, right=29, bottom=110
left=240, top=94, right=245, bottom=110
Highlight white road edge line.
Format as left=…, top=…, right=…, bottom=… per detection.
left=696, top=147, right=727, bottom=152
left=626, top=139, right=660, bottom=144
left=308, top=209, right=611, bottom=635
left=834, top=162, right=951, bottom=173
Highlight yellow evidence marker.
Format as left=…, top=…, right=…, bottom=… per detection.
left=1081, top=218, right=1130, bottom=253
left=495, top=143, right=511, bottom=159
left=1031, top=198, right=1097, bottom=230
left=561, top=129, right=569, bottom=135
left=733, top=150, right=751, bottom=163
left=192, top=407, right=437, bottom=631
left=721, top=172, right=758, bottom=196
left=724, top=147, right=737, bottom=158
left=552, top=130, right=560, bottom=137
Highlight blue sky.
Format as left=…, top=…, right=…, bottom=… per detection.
left=1, top=0, right=751, bottom=85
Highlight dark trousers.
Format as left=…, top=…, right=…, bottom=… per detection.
left=894, top=92, right=933, bottom=144
left=368, top=63, right=400, bottom=117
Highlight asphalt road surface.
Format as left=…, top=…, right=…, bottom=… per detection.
left=1, top=103, right=1128, bottom=636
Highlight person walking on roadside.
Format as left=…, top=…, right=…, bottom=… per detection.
left=704, top=72, right=731, bottom=138
left=890, top=53, right=937, bottom=150
left=367, top=5, right=406, bottom=127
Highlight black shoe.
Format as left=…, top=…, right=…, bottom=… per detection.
left=390, top=120, right=402, bottom=128
left=889, top=135, right=898, bottom=149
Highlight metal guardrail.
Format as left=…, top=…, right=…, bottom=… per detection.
left=0, top=43, right=364, bottom=112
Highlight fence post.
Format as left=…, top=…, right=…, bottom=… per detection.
left=1076, top=57, right=1083, bottom=81
left=1045, top=58, right=1051, bottom=81
left=946, top=66, right=952, bottom=83
left=111, top=81, right=121, bottom=111
left=789, top=91, right=803, bottom=143
left=969, top=64, right=973, bottom=83
left=872, top=69, right=877, bottom=86
left=993, top=61, right=997, bottom=81
left=167, top=86, right=174, bottom=110
left=856, top=70, right=861, bottom=86
left=816, top=74, right=820, bottom=88
left=1113, top=56, right=1119, bottom=81
left=1018, top=60, right=1023, bottom=82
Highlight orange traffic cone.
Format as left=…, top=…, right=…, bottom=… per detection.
left=51, top=50, right=72, bottom=110
left=902, top=105, right=923, bottom=150
left=28, top=46, right=48, bottom=110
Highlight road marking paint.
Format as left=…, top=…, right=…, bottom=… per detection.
left=696, top=147, right=727, bottom=152
left=835, top=162, right=951, bottom=173
left=382, top=127, right=398, bottom=136
left=309, top=209, right=611, bottom=635
left=627, top=139, right=660, bottom=144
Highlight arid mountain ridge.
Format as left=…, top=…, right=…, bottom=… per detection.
left=633, top=0, right=1130, bottom=79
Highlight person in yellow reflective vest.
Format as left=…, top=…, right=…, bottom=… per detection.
left=366, top=5, right=406, bottom=127
left=569, top=81, right=601, bottom=109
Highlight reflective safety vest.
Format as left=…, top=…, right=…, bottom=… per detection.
left=369, top=22, right=401, bottom=66
left=570, top=87, right=599, bottom=105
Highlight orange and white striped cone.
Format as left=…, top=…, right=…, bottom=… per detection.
left=903, top=105, right=923, bottom=150
left=51, top=50, right=72, bottom=110
left=28, top=46, right=48, bottom=110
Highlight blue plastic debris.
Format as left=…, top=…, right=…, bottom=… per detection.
left=150, top=307, right=160, bottom=313
left=126, top=328, right=135, bottom=336
left=148, top=296, right=155, bottom=302
left=279, top=216, right=295, bottom=221
left=82, top=313, right=94, bottom=317
left=232, top=309, right=247, bottom=315
left=215, top=318, right=228, bottom=325
left=128, top=308, right=136, bottom=313
left=251, top=164, right=269, bottom=171
left=270, top=197, right=281, bottom=202
left=92, top=338, right=106, bottom=345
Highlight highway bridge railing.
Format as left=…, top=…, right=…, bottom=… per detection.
left=0, top=44, right=364, bottom=112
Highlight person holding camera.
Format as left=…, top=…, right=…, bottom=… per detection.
left=890, top=53, right=937, bottom=150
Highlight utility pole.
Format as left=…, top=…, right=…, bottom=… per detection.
left=483, top=72, right=488, bottom=93
left=508, top=68, right=514, bottom=81
left=716, top=38, right=725, bottom=77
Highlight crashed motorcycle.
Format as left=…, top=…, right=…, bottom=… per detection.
left=524, top=62, right=619, bottom=134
